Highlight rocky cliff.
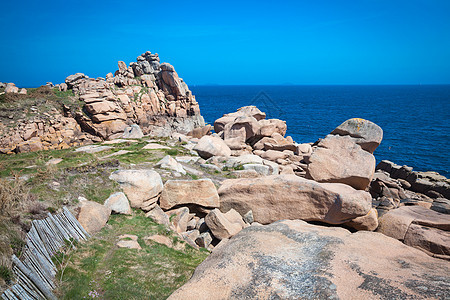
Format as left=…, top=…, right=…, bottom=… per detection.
left=0, top=51, right=204, bottom=154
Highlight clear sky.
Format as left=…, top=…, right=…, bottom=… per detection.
left=1, top=0, right=449, bottom=87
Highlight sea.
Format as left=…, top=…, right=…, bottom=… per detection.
left=191, top=85, right=450, bottom=178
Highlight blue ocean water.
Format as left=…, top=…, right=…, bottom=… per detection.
left=191, top=85, right=450, bottom=178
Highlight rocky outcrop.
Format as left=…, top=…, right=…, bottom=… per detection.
left=206, top=106, right=306, bottom=175
left=169, top=220, right=449, bottom=299
left=0, top=107, right=96, bottom=154
left=218, top=174, right=372, bottom=225
left=376, top=160, right=450, bottom=200
left=0, top=51, right=205, bottom=154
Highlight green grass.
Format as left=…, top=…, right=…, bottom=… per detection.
left=0, top=135, right=212, bottom=295
left=55, top=211, right=209, bottom=299
left=0, top=266, right=12, bottom=282
left=165, top=149, right=179, bottom=156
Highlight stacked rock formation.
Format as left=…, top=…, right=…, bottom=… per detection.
left=67, top=51, right=203, bottom=140
left=0, top=51, right=204, bottom=153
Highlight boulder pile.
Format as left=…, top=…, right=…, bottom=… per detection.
left=179, top=106, right=448, bottom=257
left=104, top=169, right=251, bottom=251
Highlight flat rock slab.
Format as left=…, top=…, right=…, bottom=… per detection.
left=102, top=139, right=139, bottom=144
left=142, top=143, right=171, bottom=150
left=176, top=156, right=200, bottom=164
left=144, top=234, right=184, bottom=250
left=75, top=145, right=113, bottom=154
left=377, top=206, right=450, bottom=259
left=169, top=220, right=450, bottom=300
left=116, top=234, right=141, bottom=249
left=160, top=179, right=220, bottom=210
left=100, top=150, right=131, bottom=159
left=46, top=158, right=63, bottom=165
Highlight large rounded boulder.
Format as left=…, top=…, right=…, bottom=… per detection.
left=306, top=135, right=376, bottom=190
left=218, top=174, right=372, bottom=225
left=331, top=118, right=383, bottom=153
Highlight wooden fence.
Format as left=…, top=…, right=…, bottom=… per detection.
left=1, top=207, right=89, bottom=300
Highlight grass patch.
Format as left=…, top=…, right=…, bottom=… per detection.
left=55, top=211, right=208, bottom=299
left=165, top=149, right=179, bottom=156
left=0, top=86, right=80, bottom=123
left=0, top=265, right=12, bottom=282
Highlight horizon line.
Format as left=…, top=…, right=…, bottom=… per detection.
left=7, top=82, right=450, bottom=89
left=190, top=83, right=450, bottom=87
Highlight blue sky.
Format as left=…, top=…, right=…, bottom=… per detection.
left=1, top=0, right=449, bottom=86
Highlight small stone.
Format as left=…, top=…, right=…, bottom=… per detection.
left=243, top=210, right=254, bottom=224
left=46, top=158, right=63, bottom=165
left=195, top=232, right=213, bottom=248
left=116, top=234, right=141, bottom=249
left=144, top=235, right=173, bottom=248
left=145, top=205, right=170, bottom=227
left=122, top=124, right=144, bottom=139
left=104, top=192, right=132, bottom=215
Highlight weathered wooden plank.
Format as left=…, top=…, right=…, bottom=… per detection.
left=45, top=217, right=65, bottom=247
left=24, top=242, right=54, bottom=270
left=2, top=289, right=17, bottom=300
left=12, top=255, right=56, bottom=300
left=1, top=289, right=16, bottom=300
left=16, top=267, right=43, bottom=300
left=26, top=247, right=56, bottom=289
left=26, top=227, right=50, bottom=260
left=2, top=208, right=90, bottom=300
left=53, top=213, right=75, bottom=240
left=58, top=212, right=82, bottom=241
left=47, top=213, right=69, bottom=242
left=63, top=207, right=90, bottom=239
left=38, top=220, right=58, bottom=253
left=22, top=256, right=52, bottom=292
left=35, top=220, right=58, bottom=256
left=11, top=284, right=34, bottom=300
left=10, top=286, right=21, bottom=299
left=52, top=213, right=72, bottom=239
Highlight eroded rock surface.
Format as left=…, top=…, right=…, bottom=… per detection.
left=169, top=220, right=449, bottom=299
left=306, top=135, right=376, bottom=190
left=219, top=174, right=372, bottom=225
